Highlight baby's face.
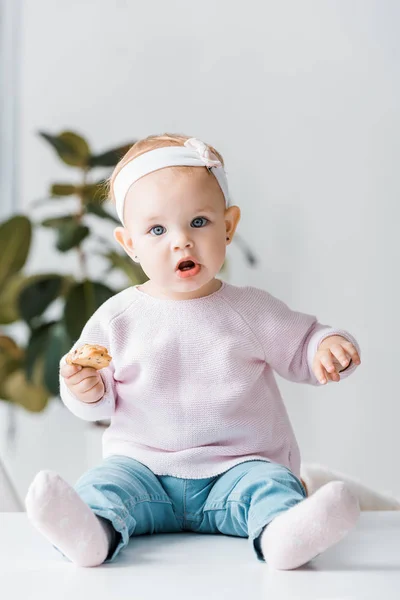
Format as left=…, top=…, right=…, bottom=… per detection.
left=117, top=167, right=237, bottom=298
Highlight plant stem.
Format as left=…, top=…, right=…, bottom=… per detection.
left=233, top=232, right=258, bottom=266
left=76, top=168, right=89, bottom=280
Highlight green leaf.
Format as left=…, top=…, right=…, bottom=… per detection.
left=24, top=321, right=56, bottom=382
left=88, top=143, right=135, bottom=167
left=80, top=180, right=107, bottom=204
left=24, top=320, right=72, bottom=399
left=0, top=273, right=74, bottom=326
left=64, top=280, right=115, bottom=340
left=18, top=274, right=64, bottom=324
left=56, top=221, right=90, bottom=252
left=0, top=335, right=24, bottom=360
left=59, top=275, right=76, bottom=298
left=50, top=184, right=77, bottom=196
left=43, top=322, right=72, bottom=396
left=0, top=336, right=24, bottom=399
left=0, top=215, right=32, bottom=289
left=0, top=274, right=25, bottom=324
left=86, top=202, right=119, bottom=224
left=104, top=251, right=148, bottom=285
left=41, top=215, right=77, bottom=229
left=39, top=130, right=91, bottom=167
left=3, top=368, right=50, bottom=412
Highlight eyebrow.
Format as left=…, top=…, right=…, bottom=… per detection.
left=144, top=205, right=217, bottom=222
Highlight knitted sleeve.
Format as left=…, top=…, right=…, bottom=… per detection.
left=59, top=308, right=116, bottom=421
left=240, top=287, right=360, bottom=386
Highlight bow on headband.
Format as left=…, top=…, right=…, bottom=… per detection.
left=184, top=138, right=222, bottom=168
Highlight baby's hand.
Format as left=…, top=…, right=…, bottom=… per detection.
left=60, top=363, right=105, bottom=404
left=312, top=335, right=361, bottom=385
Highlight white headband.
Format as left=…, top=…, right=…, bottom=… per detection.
left=113, top=137, right=230, bottom=225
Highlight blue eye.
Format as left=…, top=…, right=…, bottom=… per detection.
left=149, top=225, right=165, bottom=236
left=192, top=217, right=209, bottom=228
left=149, top=217, right=209, bottom=236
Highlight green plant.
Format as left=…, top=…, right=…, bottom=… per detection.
left=0, top=130, right=258, bottom=412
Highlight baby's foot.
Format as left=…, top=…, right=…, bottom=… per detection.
left=260, top=481, right=360, bottom=570
left=25, top=470, right=111, bottom=567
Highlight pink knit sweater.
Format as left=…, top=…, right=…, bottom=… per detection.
left=59, top=281, right=360, bottom=479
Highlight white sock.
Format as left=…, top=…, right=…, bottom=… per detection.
left=260, top=481, right=360, bottom=570
left=25, top=470, right=112, bottom=567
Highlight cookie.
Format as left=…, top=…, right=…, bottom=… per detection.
left=65, top=344, right=112, bottom=370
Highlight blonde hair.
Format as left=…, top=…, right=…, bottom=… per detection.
left=106, top=133, right=224, bottom=205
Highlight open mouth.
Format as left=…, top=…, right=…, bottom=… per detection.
left=177, top=260, right=196, bottom=271
left=175, top=259, right=201, bottom=278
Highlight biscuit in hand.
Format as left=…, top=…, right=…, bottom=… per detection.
left=65, top=344, right=112, bottom=370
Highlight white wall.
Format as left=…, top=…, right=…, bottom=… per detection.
left=2, top=0, right=400, bottom=502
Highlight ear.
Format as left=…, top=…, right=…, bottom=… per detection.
left=225, top=206, right=241, bottom=242
left=114, top=226, right=136, bottom=260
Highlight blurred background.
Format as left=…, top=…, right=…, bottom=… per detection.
left=1, top=0, right=399, bottom=510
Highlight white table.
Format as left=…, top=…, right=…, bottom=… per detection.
left=1, top=512, right=400, bottom=599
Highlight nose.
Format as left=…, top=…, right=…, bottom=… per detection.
left=172, top=229, right=193, bottom=251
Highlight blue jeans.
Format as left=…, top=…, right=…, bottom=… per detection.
left=69, top=456, right=306, bottom=563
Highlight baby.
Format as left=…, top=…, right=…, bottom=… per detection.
left=25, top=133, right=362, bottom=570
